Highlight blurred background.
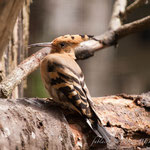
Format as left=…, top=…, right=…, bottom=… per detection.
left=25, top=0, right=150, bottom=98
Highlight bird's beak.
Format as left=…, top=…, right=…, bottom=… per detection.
left=28, top=42, right=52, bottom=48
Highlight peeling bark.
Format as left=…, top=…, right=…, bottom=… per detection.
left=0, top=0, right=25, bottom=59
left=0, top=94, right=150, bottom=149
left=0, top=0, right=30, bottom=98
left=0, top=98, right=75, bottom=150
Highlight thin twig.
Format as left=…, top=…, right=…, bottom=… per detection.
left=126, top=0, right=149, bottom=15
left=0, top=15, right=150, bottom=98
left=109, top=0, right=127, bottom=30
left=115, top=15, right=150, bottom=39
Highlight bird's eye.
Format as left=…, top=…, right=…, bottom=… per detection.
left=60, top=42, right=66, bottom=48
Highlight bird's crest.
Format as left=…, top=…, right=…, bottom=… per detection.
left=51, top=34, right=95, bottom=58
left=52, top=34, right=94, bottom=46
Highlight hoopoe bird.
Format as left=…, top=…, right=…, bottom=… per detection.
left=39, top=34, right=113, bottom=145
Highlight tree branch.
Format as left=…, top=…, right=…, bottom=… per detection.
left=126, top=0, right=149, bottom=15
left=0, top=48, right=51, bottom=98
left=75, top=15, right=150, bottom=59
left=115, top=15, right=150, bottom=39
left=109, top=0, right=127, bottom=30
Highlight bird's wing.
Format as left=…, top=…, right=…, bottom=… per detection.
left=41, top=55, right=112, bottom=143
left=53, top=62, right=111, bottom=142
left=48, top=61, right=93, bottom=118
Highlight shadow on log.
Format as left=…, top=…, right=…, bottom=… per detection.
left=0, top=93, right=150, bottom=150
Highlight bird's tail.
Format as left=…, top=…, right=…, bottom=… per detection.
left=86, top=118, right=111, bottom=144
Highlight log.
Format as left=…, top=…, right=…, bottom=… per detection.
left=0, top=98, right=75, bottom=150
left=0, top=93, right=150, bottom=150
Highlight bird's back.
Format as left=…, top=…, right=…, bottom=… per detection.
left=40, top=53, right=84, bottom=105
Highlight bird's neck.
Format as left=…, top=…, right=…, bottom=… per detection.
left=67, top=51, right=76, bottom=60
left=60, top=49, right=76, bottom=60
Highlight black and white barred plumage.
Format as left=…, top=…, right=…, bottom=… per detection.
left=40, top=34, right=113, bottom=144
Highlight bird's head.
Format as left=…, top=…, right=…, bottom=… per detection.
left=51, top=34, right=93, bottom=59
left=28, top=34, right=94, bottom=59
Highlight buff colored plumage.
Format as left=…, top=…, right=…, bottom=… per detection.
left=40, top=34, right=114, bottom=145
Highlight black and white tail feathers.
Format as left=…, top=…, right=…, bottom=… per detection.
left=86, top=116, right=111, bottom=144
